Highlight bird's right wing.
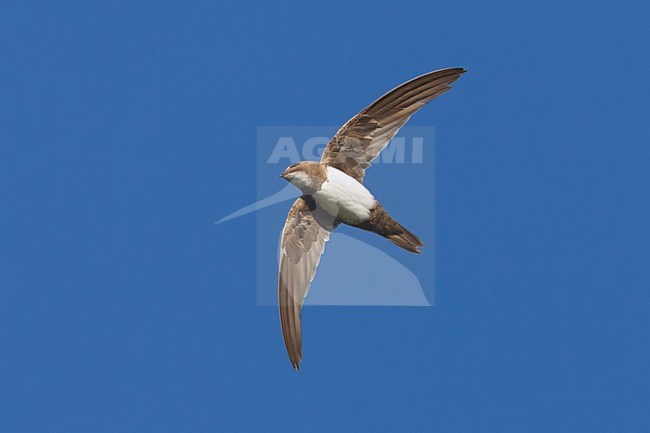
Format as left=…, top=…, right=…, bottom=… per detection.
left=278, top=196, right=335, bottom=370
left=321, top=68, right=466, bottom=182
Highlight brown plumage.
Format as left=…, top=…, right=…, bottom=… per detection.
left=355, top=203, right=424, bottom=253
left=278, top=68, right=466, bottom=370
left=278, top=196, right=335, bottom=370
left=321, top=67, right=466, bottom=183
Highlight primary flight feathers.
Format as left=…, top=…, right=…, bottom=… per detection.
left=321, top=67, right=466, bottom=182
left=278, top=68, right=466, bottom=369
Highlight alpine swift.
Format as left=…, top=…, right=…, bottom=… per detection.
left=278, top=67, right=466, bottom=369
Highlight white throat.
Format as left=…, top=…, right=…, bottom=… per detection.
left=289, top=171, right=314, bottom=192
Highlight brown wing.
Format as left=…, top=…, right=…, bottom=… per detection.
left=321, top=68, right=466, bottom=182
left=278, top=196, right=336, bottom=370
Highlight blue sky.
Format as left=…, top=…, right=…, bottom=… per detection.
left=1, top=1, right=649, bottom=432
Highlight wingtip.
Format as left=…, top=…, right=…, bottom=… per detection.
left=451, top=67, right=467, bottom=77
left=444, top=67, right=467, bottom=77
left=291, top=355, right=301, bottom=371
left=440, top=66, right=466, bottom=74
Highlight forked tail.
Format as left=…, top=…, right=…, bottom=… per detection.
left=356, top=203, right=424, bottom=253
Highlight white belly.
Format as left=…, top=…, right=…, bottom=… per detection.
left=312, top=166, right=376, bottom=224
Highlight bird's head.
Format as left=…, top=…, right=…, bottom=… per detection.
left=280, top=161, right=324, bottom=193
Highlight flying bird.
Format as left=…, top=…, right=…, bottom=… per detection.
left=278, top=67, right=466, bottom=370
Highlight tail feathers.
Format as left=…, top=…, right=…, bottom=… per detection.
left=386, top=223, right=424, bottom=253
left=357, top=203, right=424, bottom=253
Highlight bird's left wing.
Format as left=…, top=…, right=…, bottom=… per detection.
left=321, top=67, right=466, bottom=182
left=279, top=196, right=335, bottom=370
